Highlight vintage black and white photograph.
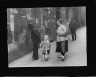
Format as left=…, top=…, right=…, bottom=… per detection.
left=2, top=76, right=95, bottom=77
left=2, top=76, right=68, bottom=77
left=7, top=7, right=86, bottom=67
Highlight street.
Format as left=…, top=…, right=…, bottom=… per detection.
left=9, top=26, right=87, bottom=67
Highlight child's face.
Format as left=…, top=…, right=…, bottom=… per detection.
left=44, top=35, right=48, bottom=40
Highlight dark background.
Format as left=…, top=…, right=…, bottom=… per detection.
left=0, top=0, right=96, bottom=76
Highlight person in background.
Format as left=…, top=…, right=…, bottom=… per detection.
left=69, top=18, right=79, bottom=41
left=40, top=35, right=51, bottom=61
left=56, top=20, right=68, bottom=61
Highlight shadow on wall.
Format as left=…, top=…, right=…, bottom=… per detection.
left=8, top=44, right=33, bottom=63
left=8, top=30, right=33, bottom=63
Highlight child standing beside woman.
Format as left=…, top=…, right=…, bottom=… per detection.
left=40, top=35, right=51, bottom=61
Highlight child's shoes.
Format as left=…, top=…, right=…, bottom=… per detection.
left=41, top=58, right=45, bottom=61
left=45, top=58, right=49, bottom=61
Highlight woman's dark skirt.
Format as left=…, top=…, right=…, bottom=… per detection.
left=56, top=42, right=62, bottom=52
left=56, top=40, right=68, bottom=54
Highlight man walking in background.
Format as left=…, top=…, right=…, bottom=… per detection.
left=69, top=18, right=78, bottom=41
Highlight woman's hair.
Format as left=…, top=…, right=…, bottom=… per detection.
left=57, top=20, right=62, bottom=24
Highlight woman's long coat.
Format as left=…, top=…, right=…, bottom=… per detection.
left=56, top=24, right=68, bottom=42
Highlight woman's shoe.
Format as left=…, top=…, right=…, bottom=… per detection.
left=62, top=58, right=64, bottom=61
left=61, top=56, right=65, bottom=61
left=58, top=55, right=63, bottom=58
left=58, top=55, right=65, bottom=61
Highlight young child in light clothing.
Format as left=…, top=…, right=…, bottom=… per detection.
left=40, top=35, right=51, bottom=61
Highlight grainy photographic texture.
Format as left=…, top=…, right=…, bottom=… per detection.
left=7, top=7, right=86, bottom=67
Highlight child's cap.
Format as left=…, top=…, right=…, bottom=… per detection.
left=44, top=35, right=49, bottom=38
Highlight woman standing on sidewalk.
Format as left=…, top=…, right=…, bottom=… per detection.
left=56, top=20, right=68, bottom=61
